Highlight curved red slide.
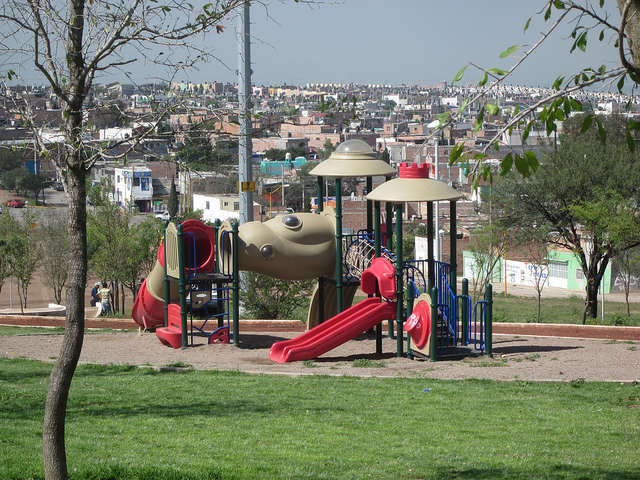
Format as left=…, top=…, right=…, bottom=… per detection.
left=269, top=297, right=397, bottom=363
left=132, top=220, right=216, bottom=329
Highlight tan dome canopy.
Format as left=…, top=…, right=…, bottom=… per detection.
left=366, top=162, right=464, bottom=203
left=309, top=139, right=396, bottom=178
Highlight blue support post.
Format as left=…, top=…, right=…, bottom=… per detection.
left=430, top=286, right=438, bottom=362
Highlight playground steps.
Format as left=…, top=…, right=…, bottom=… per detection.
left=156, top=304, right=184, bottom=349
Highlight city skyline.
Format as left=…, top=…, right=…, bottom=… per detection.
left=9, top=1, right=621, bottom=90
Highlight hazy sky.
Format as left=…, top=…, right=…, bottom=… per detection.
left=173, top=0, right=621, bottom=88
left=13, top=1, right=622, bottom=89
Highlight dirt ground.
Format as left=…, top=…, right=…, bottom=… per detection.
left=1, top=324, right=638, bottom=382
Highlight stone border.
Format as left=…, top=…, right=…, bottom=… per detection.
left=1, top=315, right=638, bottom=340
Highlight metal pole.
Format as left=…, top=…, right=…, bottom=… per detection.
left=177, top=224, right=188, bottom=349
left=232, top=221, right=240, bottom=345
left=316, top=176, right=324, bottom=213
left=461, top=278, right=468, bottom=345
left=374, top=201, right=381, bottom=258
left=395, top=203, right=404, bottom=357
left=317, top=175, right=325, bottom=323
left=374, top=200, right=382, bottom=354
left=237, top=2, right=253, bottom=225
left=434, top=142, right=440, bottom=262
left=386, top=201, right=394, bottom=338
left=450, top=200, right=457, bottom=296
left=430, top=286, right=438, bottom=362
left=427, top=201, right=435, bottom=291
left=335, top=178, right=343, bottom=314
left=406, top=283, right=414, bottom=360
left=366, top=177, right=373, bottom=233
left=485, top=283, right=493, bottom=357
left=163, top=222, right=170, bottom=327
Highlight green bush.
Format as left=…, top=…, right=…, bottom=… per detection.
left=239, top=272, right=314, bottom=320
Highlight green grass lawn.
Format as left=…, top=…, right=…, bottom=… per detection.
left=492, top=294, right=640, bottom=326
left=1, top=358, right=638, bottom=480
left=0, top=326, right=137, bottom=335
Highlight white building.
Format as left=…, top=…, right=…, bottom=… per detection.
left=113, top=166, right=153, bottom=212
left=193, top=193, right=262, bottom=223
left=193, top=194, right=241, bottom=222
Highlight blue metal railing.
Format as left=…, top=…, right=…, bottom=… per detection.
left=188, top=283, right=232, bottom=346
left=472, top=300, right=488, bottom=351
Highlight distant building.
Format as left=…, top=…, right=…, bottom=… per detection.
left=113, top=166, right=153, bottom=212
left=193, top=193, right=260, bottom=223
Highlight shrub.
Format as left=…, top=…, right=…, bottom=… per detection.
left=239, top=272, right=314, bottom=320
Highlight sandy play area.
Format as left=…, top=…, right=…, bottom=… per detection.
left=1, top=322, right=638, bottom=382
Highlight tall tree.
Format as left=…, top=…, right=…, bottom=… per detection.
left=0, top=211, right=16, bottom=297
left=493, top=115, right=640, bottom=321
left=17, top=173, right=53, bottom=205
left=4, top=209, right=41, bottom=313
left=0, top=147, right=24, bottom=174
left=514, top=226, right=552, bottom=324
left=467, top=222, right=508, bottom=304
left=38, top=210, right=70, bottom=306
left=0, top=1, right=251, bottom=478
left=612, top=246, right=640, bottom=316
left=168, top=177, right=179, bottom=218
left=119, top=217, right=163, bottom=302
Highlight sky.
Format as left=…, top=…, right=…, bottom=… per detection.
left=11, top=0, right=622, bottom=89
left=176, top=0, right=622, bottom=88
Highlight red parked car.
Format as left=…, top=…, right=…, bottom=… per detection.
left=3, top=198, right=26, bottom=208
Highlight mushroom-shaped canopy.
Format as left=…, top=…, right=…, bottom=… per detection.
left=366, top=162, right=464, bottom=203
left=309, top=139, right=396, bottom=178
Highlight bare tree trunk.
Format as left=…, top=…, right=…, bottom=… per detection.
left=120, top=282, right=125, bottom=315
left=625, top=277, right=631, bottom=316
left=43, top=1, right=87, bottom=475
left=584, top=277, right=598, bottom=323
left=43, top=162, right=87, bottom=480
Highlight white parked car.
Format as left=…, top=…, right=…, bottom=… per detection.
left=155, top=210, right=171, bottom=220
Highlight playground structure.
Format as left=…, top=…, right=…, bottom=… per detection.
left=269, top=257, right=397, bottom=363
left=132, top=139, right=493, bottom=361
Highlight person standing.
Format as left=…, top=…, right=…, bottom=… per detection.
left=90, top=282, right=100, bottom=307
left=99, top=282, right=111, bottom=316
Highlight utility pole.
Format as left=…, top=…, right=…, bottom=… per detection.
left=238, top=2, right=253, bottom=224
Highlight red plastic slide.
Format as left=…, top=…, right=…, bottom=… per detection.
left=269, top=297, right=397, bottom=363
